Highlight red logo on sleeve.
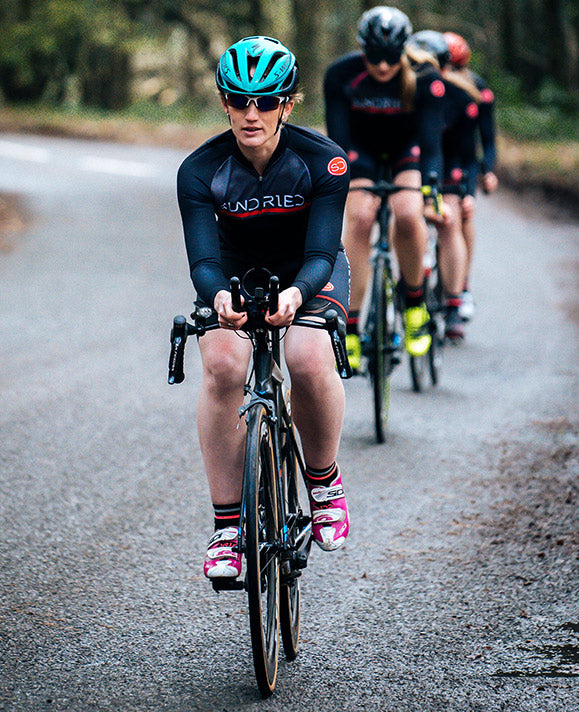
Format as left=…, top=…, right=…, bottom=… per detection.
left=480, top=88, right=494, bottom=103
left=466, top=102, right=479, bottom=119
left=328, top=157, right=348, bottom=176
left=430, top=79, right=445, bottom=98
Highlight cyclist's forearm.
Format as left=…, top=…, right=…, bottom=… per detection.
left=291, top=256, right=335, bottom=304
left=191, top=261, right=230, bottom=307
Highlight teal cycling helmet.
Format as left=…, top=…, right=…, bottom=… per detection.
left=216, top=36, right=299, bottom=96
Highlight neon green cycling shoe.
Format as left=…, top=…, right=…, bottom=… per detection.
left=346, top=333, right=362, bottom=373
left=404, top=303, right=432, bottom=357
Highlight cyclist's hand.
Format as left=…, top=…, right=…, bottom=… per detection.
left=482, top=171, right=498, bottom=194
left=424, top=200, right=446, bottom=225
left=266, top=287, right=303, bottom=327
left=214, top=289, right=247, bottom=330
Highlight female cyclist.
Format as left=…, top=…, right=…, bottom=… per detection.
left=177, top=37, right=351, bottom=579
left=323, top=6, right=447, bottom=366
left=444, top=31, right=499, bottom=321
left=405, top=30, right=483, bottom=340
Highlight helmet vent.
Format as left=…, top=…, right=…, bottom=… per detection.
left=262, top=52, right=286, bottom=81
left=230, top=49, right=242, bottom=82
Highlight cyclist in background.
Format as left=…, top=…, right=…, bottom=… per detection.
left=323, top=6, right=447, bottom=369
left=444, top=31, right=499, bottom=322
left=177, top=37, right=350, bottom=579
left=405, top=30, right=481, bottom=340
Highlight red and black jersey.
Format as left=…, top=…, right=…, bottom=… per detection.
left=323, top=51, right=445, bottom=181
left=177, top=124, right=349, bottom=307
left=441, top=79, right=480, bottom=194
left=471, top=72, right=497, bottom=174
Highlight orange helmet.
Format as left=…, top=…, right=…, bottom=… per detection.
left=444, top=32, right=471, bottom=68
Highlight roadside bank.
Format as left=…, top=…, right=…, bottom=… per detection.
left=0, top=106, right=577, bottom=223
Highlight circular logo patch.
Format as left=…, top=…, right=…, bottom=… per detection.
left=480, top=88, right=494, bottom=103
left=328, top=157, right=348, bottom=176
left=430, top=79, right=445, bottom=98
left=466, top=102, right=479, bottom=119
left=450, top=167, right=463, bottom=182
left=411, top=145, right=421, bottom=157
left=322, top=282, right=335, bottom=292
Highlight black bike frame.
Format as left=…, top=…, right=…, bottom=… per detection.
left=238, top=325, right=310, bottom=566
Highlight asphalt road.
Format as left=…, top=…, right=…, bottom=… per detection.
left=1, top=133, right=577, bottom=712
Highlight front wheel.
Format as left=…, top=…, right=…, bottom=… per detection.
left=279, top=424, right=301, bottom=661
left=367, top=258, right=395, bottom=443
left=244, top=405, right=280, bottom=698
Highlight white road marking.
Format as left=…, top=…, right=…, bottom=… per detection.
left=0, top=140, right=50, bottom=163
left=0, top=138, right=159, bottom=178
left=79, top=155, right=157, bottom=177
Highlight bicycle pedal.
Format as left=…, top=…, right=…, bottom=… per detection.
left=292, top=551, right=309, bottom=569
left=281, top=569, right=302, bottom=585
left=211, top=578, right=245, bottom=592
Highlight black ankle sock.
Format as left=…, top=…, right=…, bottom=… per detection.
left=404, top=283, right=425, bottom=308
left=346, top=311, right=359, bottom=335
left=305, top=462, right=339, bottom=488
left=213, top=502, right=241, bottom=531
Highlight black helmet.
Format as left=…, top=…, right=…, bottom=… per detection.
left=357, top=6, right=412, bottom=64
left=406, top=30, right=450, bottom=69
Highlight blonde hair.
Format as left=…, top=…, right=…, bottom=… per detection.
left=400, top=46, right=439, bottom=111
left=443, top=67, right=481, bottom=103
left=400, top=45, right=481, bottom=107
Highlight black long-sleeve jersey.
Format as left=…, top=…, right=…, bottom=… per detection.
left=177, top=124, right=349, bottom=307
left=441, top=79, right=480, bottom=194
left=471, top=72, right=497, bottom=174
left=323, top=51, right=445, bottom=181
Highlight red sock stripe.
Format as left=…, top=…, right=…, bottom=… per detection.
left=406, top=288, right=424, bottom=298
left=447, top=297, right=462, bottom=308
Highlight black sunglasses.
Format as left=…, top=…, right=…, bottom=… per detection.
left=364, top=48, right=402, bottom=66
left=225, top=94, right=286, bottom=112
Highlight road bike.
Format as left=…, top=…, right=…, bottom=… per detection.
left=168, top=269, right=350, bottom=697
left=406, top=219, right=445, bottom=392
left=349, top=179, right=404, bottom=443
left=406, top=176, right=446, bottom=393
left=351, top=174, right=447, bottom=432
left=408, top=175, right=472, bottom=390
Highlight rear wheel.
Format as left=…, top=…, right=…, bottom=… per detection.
left=244, top=406, right=280, bottom=698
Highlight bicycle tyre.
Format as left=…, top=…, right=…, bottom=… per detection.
left=367, top=257, right=394, bottom=443
left=409, top=352, right=427, bottom=392
left=279, top=422, right=301, bottom=660
left=427, top=264, right=444, bottom=387
left=244, top=405, right=280, bottom=698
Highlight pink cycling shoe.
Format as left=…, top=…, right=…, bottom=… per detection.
left=203, top=526, right=242, bottom=579
left=306, top=468, right=350, bottom=551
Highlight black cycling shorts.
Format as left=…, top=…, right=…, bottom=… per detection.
left=348, top=143, right=421, bottom=181
left=195, top=247, right=350, bottom=325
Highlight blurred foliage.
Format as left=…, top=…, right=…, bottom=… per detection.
left=0, top=0, right=577, bottom=141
